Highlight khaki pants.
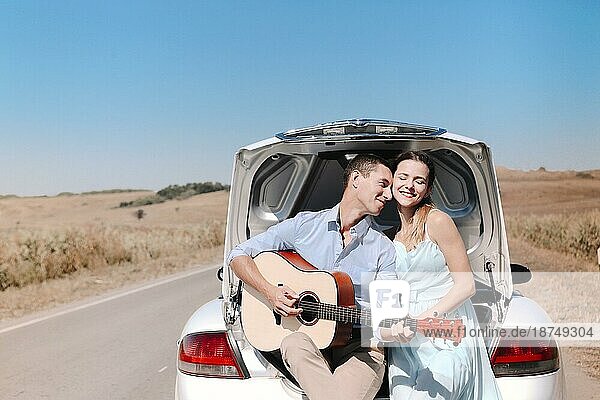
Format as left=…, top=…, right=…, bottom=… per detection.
left=280, top=332, right=385, bottom=400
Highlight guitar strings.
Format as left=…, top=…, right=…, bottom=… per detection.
left=297, top=300, right=418, bottom=328
left=292, top=300, right=460, bottom=342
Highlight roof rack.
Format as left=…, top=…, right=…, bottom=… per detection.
left=275, top=119, right=446, bottom=140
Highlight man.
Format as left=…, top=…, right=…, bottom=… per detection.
left=227, top=154, right=396, bottom=400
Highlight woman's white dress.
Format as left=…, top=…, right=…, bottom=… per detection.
left=388, top=234, right=503, bottom=399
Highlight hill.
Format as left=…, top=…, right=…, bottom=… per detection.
left=497, top=167, right=600, bottom=215
left=0, top=190, right=228, bottom=230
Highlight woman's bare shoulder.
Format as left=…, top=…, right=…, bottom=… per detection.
left=426, top=209, right=458, bottom=239
left=426, top=208, right=452, bottom=225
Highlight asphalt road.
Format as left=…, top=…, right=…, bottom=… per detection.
left=0, top=265, right=221, bottom=400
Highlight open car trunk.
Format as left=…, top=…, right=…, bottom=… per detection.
left=221, top=121, right=513, bottom=383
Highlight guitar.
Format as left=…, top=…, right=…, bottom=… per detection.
left=240, top=251, right=464, bottom=351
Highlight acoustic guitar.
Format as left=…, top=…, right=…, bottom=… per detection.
left=241, top=251, right=464, bottom=351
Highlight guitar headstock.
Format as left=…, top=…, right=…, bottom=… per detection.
left=415, top=316, right=465, bottom=346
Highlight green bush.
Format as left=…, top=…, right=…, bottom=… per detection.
left=119, top=182, right=229, bottom=208
left=156, top=182, right=229, bottom=199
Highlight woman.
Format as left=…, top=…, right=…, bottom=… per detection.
left=380, top=151, right=503, bottom=400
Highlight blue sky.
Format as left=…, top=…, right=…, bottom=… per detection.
left=1, top=1, right=599, bottom=196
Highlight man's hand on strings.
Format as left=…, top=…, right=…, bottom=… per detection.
left=266, top=284, right=302, bottom=316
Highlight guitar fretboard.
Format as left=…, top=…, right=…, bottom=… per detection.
left=297, top=299, right=418, bottom=330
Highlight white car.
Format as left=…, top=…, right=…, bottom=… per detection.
left=176, top=119, right=564, bottom=399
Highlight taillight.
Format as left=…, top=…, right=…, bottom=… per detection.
left=178, top=332, right=244, bottom=378
left=491, top=339, right=560, bottom=377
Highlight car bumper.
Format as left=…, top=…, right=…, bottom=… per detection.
left=176, top=371, right=303, bottom=400
left=497, top=370, right=564, bottom=400
left=177, top=370, right=563, bottom=400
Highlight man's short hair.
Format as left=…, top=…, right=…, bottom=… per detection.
left=342, top=154, right=390, bottom=189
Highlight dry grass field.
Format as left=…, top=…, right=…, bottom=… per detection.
left=498, top=167, right=600, bottom=267
left=497, top=167, right=600, bottom=216
left=0, top=190, right=229, bottom=319
left=0, top=190, right=228, bottom=229
left=498, top=167, right=600, bottom=382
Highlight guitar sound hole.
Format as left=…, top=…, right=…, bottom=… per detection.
left=297, top=292, right=319, bottom=326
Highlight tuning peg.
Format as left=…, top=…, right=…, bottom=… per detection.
left=443, top=312, right=448, bottom=319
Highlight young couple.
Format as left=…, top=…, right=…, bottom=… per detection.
left=228, top=152, right=503, bottom=400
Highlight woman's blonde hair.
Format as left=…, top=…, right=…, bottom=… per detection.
left=393, top=151, right=436, bottom=249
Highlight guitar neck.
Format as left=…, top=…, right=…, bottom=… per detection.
left=297, top=299, right=417, bottom=330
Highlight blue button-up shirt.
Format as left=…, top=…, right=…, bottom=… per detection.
left=227, top=204, right=397, bottom=308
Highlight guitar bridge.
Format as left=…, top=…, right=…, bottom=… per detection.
left=273, top=311, right=282, bottom=325
left=273, top=283, right=284, bottom=325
